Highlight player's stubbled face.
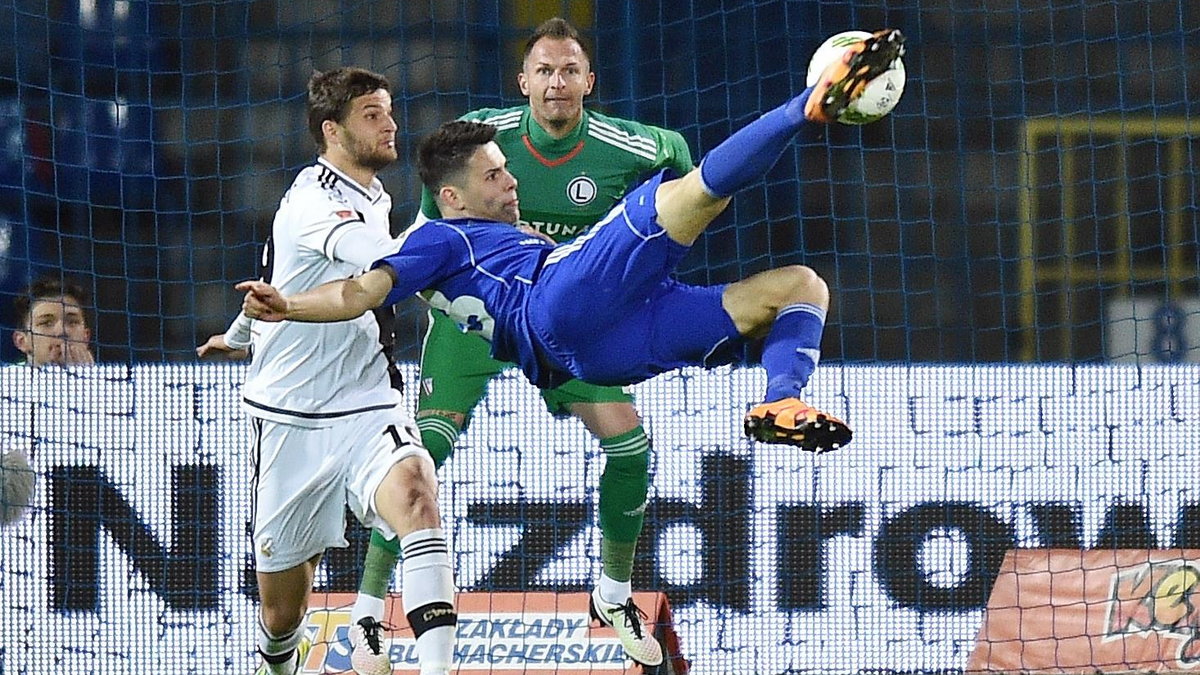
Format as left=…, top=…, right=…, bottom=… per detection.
left=340, top=89, right=397, bottom=171
left=519, top=38, right=594, bottom=132
left=462, top=142, right=520, bottom=224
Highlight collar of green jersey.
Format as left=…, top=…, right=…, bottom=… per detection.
left=523, top=107, right=587, bottom=155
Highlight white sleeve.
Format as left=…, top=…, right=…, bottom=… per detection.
left=292, top=193, right=397, bottom=268
left=222, top=312, right=253, bottom=349
left=327, top=223, right=402, bottom=268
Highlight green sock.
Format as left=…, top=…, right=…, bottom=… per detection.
left=417, top=414, right=460, bottom=468
left=360, top=528, right=401, bottom=599
left=600, top=538, right=639, bottom=583
left=597, top=425, right=651, bottom=583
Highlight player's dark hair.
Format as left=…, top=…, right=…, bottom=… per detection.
left=417, top=120, right=499, bottom=193
left=307, top=67, right=391, bottom=152
left=522, top=17, right=592, bottom=66
left=13, top=277, right=91, bottom=329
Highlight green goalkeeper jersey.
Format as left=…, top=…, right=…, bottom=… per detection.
left=415, top=106, right=693, bottom=419
left=419, top=105, right=694, bottom=243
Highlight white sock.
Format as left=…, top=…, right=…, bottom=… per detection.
left=598, top=572, right=632, bottom=605
left=257, top=615, right=302, bottom=674
left=351, top=592, right=386, bottom=625
left=401, top=528, right=456, bottom=671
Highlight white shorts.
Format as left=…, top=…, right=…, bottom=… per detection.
left=249, top=405, right=429, bottom=573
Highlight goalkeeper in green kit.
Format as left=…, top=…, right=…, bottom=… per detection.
left=347, top=17, right=692, bottom=671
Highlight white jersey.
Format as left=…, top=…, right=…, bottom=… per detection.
left=241, top=158, right=403, bottom=427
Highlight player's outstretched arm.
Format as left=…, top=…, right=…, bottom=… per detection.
left=237, top=268, right=395, bottom=323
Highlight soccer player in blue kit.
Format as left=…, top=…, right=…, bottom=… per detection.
left=241, top=29, right=905, bottom=452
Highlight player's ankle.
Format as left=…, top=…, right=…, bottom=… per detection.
left=786, top=88, right=815, bottom=124
left=597, top=573, right=632, bottom=605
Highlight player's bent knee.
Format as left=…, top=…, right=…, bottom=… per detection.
left=725, top=265, right=831, bottom=337
left=380, top=455, right=440, bottom=522
left=790, top=263, right=823, bottom=287
left=754, top=264, right=827, bottom=309
left=259, top=599, right=306, bottom=636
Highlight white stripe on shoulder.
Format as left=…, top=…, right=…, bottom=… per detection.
left=309, top=169, right=349, bottom=203
left=479, top=110, right=524, bottom=130
left=590, top=118, right=658, bottom=153
left=442, top=223, right=509, bottom=286
left=588, top=126, right=658, bottom=161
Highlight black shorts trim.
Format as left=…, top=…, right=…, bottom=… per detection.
left=242, top=397, right=397, bottom=420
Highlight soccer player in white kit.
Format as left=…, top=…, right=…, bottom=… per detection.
left=220, top=68, right=456, bottom=675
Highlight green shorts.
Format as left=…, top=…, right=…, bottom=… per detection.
left=417, top=311, right=633, bottom=424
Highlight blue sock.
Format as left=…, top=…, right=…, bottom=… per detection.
left=698, top=86, right=818, bottom=197
left=762, top=303, right=827, bottom=402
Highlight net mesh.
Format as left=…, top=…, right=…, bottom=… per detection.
left=2, top=0, right=1199, bottom=673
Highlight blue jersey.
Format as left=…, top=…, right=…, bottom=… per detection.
left=376, top=174, right=743, bottom=388
left=376, top=218, right=556, bottom=384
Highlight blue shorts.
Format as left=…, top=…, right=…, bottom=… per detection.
left=528, top=170, right=743, bottom=386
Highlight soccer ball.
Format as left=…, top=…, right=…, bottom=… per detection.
left=806, top=30, right=906, bottom=125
